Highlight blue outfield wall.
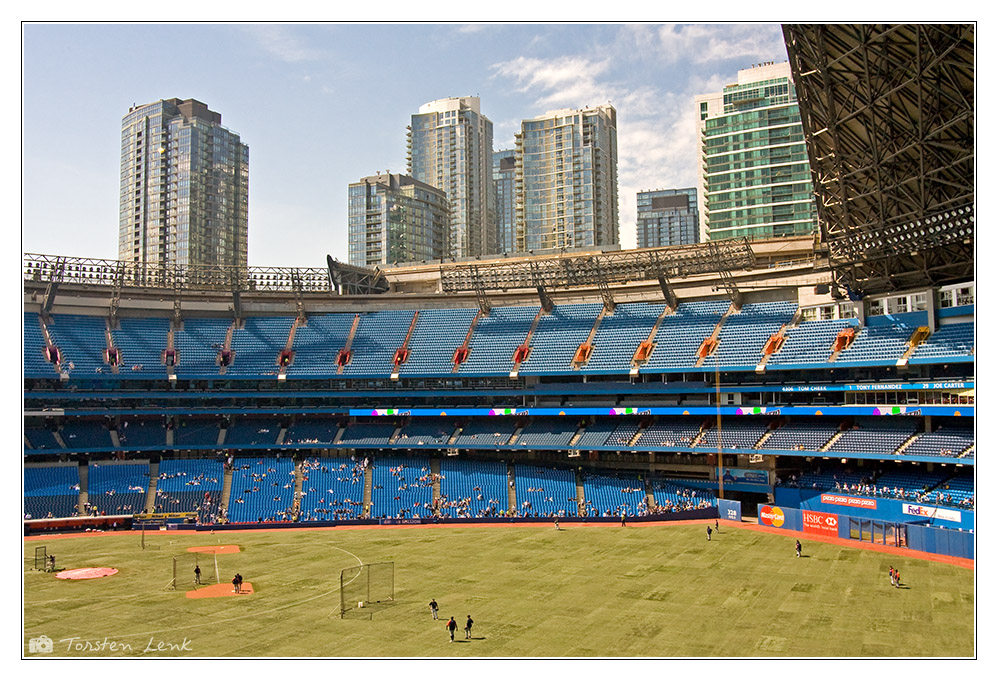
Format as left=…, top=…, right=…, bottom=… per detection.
left=718, top=499, right=742, bottom=522
left=906, top=524, right=974, bottom=559
left=775, top=487, right=974, bottom=531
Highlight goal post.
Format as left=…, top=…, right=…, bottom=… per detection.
left=169, top=552, right=219, bottom=590
left=34, top=546, right=48, bottom=571
left=339, top=562, right=394, bottom=618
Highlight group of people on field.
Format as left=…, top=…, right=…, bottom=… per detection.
left=428, top=599, right=473, bottom=642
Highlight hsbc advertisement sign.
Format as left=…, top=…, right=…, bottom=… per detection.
left=759, top=505, right=786, bottom=527
left=802, top=510, right=840, bottom=537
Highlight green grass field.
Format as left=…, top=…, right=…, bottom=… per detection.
left=23, top=522, right=974, bottom=658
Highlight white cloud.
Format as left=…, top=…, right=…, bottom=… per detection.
left=242, top=25, right=324, bottom=63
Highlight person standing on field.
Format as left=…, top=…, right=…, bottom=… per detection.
left=706, top=525, right=712, bottom=541
left=429, top=599, right=439, bottom=620
left=446, top=616, right=457, bottom=642
left=795, top=540, right=801, bottom=558
left=194, top=565, right=202, bottom=584
left=465, top=614, right=474, bottom=639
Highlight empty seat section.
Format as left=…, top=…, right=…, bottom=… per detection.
left=515, top=417, right=578, bottom=448
left=298, top=457, right=366, bottom=521
left=117, top=419, right=166, bottom=448
left=398, top=308, right=478, bottom=377
left=24, top=464, right=80, bottom=519
left=910, top=322, right=974, bottom=363
left=644, top=300, right=730, bottom=371
left=173, top=417, right=221, bottom=448
left=601, top=418, right=643, bottom=448
left=458, top=305, right=540, bottom=375
left=933, top=474, right=974, bottom=507
left=518, top=303, right=602, bottom=375
left=581, top=473, right=646, bottom=517
left=369, top=456, right=434, bottom=519
left=634, top=418, right=704, bottom=449
left=224, top=416, right=281, bottom=446
left=87, top=461, right=149, bottom=515
left=830, top=419, right=918, bottom=456
left=112, top=317, right=171, bottom=377
left=903, top=427, right=974, bottom=458
left=764, top=419, right=838, bottom=451
left=710, top=302, right=798, bottom=369
left=453, top=419, right=517, bottom=448
left=24, top=426, right=62, bottom=451
left=173, top=318, right=231, bottom=377
left=227, top=317, right=295, bottom=376
left=438, top=459, right=509, bottom=518
left=228, top=457, right=297, bottom=522
left=572, top=419, right=623, bottom=448
left=393, top=419, right=458, bottom=447
left=584, top=303, right=664, bottom=373
left=60, top=420, right=112, bottom=450
left=46, top=314, right=109, bottom=374
left=768, top=319, right=858, bottom=366
left=341, top=310, right=416, bottom=377
left=153, top=458, right=224, bottom=521
left=835, top=321, right=912, bottom=365
left=287, top=313, right=356, bottom=377
left=24, top=313, right=55, bottom=377
left=336, top=422, right=397, bottom=447
left=698, top=419, right=768, bottom=450
left=514, top=464, right=576, bottom=517
left=284, top=416, right=339, bottom=446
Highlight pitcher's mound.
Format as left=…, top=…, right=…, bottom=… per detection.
left=56, top=567, right=118, bottom=580
left=186, top=582, right=254, bottom=599
left=186, top=545, right=240, bottom=555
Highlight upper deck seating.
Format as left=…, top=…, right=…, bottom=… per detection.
left=709, top=301, right=798, bottom=369
left=458, top=305, right=541, bottom=375
left=634, top=418, right=703, bottom=449
left=25, top=313, right=56, bottom=377
left=60, top=420, right=112, bottom=450
left=584, top=302, right=664, bottom=373
left=393, top=419, right=458, bottom=447
left=643, top=300, right=731, bottom=371
left=764, top=419, right=838, bottom=451
left=397, top=308, right=478, bottom=377
left=227, top=317, right=295, bottom=376
left=173, top=417, right=221, bottom=448
left=830, top=419, right=918, bottom=456
left=46, top=314, right=109, bottom=375
left=517, top=303, right=602, bottom=375
left=341, top=310, right=417, bottom=377
left=287, top=313, right=356, bottom=377
left=768, top=319, right=859, bottom=366
left=909, top=322, right=974, bottom=363
left=336, top=422, right=397, bottom=447
left=117, top=419, right=166, bottom=448
left=452, top=419, right=517, bottom=448
left=903, top=426, right=974, bottom=459
left=173, top=318, right=231, bottom=377
left=112, top=317, right=171, bottom=378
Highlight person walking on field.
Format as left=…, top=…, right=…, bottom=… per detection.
left=706, top=525, right=712, bottom=541
left=446, top=616, right=457, bottom=642
left=465, top=614, right=474, bottom=639
left=429, top=599, right=439, bottom=620
left=795, top=540, right=802, bottom=558
left=194, top=565, right=202, bottom=584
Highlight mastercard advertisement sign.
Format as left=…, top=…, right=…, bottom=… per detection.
left=802, top=510, right=840, bottom=537
left=759, top=505, right=785, bottom=527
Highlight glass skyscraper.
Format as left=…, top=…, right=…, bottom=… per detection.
left=695, top=62, right=816, bottom=242
left=515, top=105, right=619, bottom=253
left=493, top=150, right=517, bottom=254
left=347, top=173, right=449, bottom=267
left=636, top=188, right=699, bottom=248
left=407, top=96, right=496, bottom=260
left=119, top=98, right=248, bottom=268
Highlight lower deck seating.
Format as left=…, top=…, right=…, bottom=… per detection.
left=87, top=461, right=149, bottom=515
left=650, top=479, right=717, bottom=512
left=438, top=458, right=509, bottom=518
left=24, top=465, right=81, bottom=519
left=298, top=457, right=366, bottom=521
left=227, top=457, right=297, bottom=523
left=369, top=455, right=434, bottom=519
left=153, top=458, right=225, bottom=521
left=514, top=463, right=576, bottom=517
left=581, top=473, right=647, bottom=517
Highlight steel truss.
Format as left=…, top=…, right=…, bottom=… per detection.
left=783, top=23, right=974, bottom=296
left=439, top=239, right=756, bottom=297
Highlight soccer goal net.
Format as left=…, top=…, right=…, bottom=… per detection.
left=339, top=562, right=394, bottom=618
left=168, top=552, right=219, bottom=590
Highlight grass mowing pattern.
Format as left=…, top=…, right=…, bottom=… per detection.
left=23, top=524, right=974, bottom=657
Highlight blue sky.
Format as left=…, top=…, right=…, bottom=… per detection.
left=22, top=23, right=789, bottom=268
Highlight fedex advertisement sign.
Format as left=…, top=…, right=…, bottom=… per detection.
left=802, top=510, right=840, bottom=537
left=759, top=505, right=785, bottom=527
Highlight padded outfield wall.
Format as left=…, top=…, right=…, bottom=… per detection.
left=774, top=487, right=974, bottom=531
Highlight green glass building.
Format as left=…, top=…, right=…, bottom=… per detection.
left=348, top=173, right=449, bottom=267
left=695, top=62, right=816, bottom=242
left=119, top=98, right=248, bottom=268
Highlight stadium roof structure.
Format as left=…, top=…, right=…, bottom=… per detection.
left=782, top=23, right=974, bottom=297
left=438, top=238, right=757, bottom=312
